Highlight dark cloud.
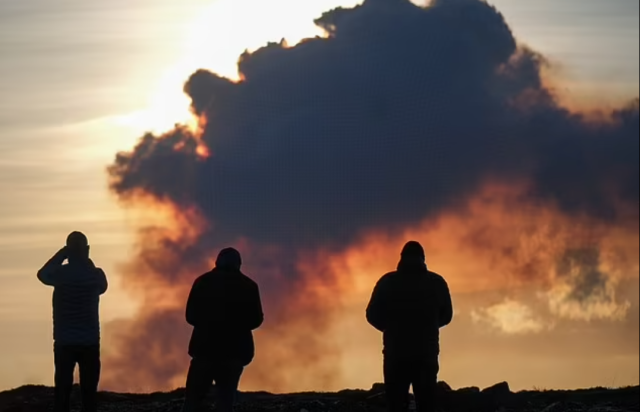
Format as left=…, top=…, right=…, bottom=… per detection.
left=104, top=0, right=639, bottom=391
left=109, top=0, right=638, bottom=254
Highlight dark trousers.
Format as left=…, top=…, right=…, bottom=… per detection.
left=54, top=344, right=101, bottom=412
left=182, top=357, right=244, bottom=412
left=384, top=355, right=439, bottom=412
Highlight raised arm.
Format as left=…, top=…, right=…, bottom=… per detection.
left=37, top=248, right=67, bottom=286
left=96, top=268, right=108, bottom=295
left=366, top=276, right=389, bottom=332
left=438, top=278, right=454, bottom=328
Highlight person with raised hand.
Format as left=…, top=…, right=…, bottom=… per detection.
left=37, top=231, right=108, bottom=412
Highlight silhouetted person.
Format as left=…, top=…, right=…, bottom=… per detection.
left=182, top=248, right=264, bottom=412
left=37, top=231, right=108, bottom=412
left=366, top=241, right=453, bottom=412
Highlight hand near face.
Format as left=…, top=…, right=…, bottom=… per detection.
left=57, top=246, right=69, bottom=260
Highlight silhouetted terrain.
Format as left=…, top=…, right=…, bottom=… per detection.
left=0, top=382, right=638, bottom=411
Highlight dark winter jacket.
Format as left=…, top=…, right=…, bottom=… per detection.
left=186, top=267, right=264, bottom=366
left=366, top=258, right=453, bottom=358
left=37, top=256, right=108, bottom=346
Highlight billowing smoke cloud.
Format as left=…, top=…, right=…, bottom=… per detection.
left=104, top=0, right=639, bottom=393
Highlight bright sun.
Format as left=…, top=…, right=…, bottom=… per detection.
left=115, top=0, right=363, bottom=136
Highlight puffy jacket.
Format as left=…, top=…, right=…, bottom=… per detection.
left=38, top=257, right=108, bottom=346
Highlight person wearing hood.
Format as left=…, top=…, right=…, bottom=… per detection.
left=366, top=241, right=453, bottom=412
left=181, top=247, right=264, bottom=412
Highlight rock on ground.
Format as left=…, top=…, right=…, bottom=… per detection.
left=0, top=383, right=637, bottom=412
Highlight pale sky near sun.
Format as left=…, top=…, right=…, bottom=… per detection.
left=0, top=0, right=638, bottom=392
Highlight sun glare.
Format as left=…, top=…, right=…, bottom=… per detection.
left=115, top=0, right=363, bottom=137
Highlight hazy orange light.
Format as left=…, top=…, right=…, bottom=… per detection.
left=113, top=0, right=363, bottom=139
left=102, top=179, right=639, bottom=394
left=97, top=0, right=640, bottom=395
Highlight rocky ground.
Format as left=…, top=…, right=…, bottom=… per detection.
left=0, top=382, right=638, bottom=412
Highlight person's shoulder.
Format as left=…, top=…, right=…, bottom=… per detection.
left=378, top=271, right=398, bottom=285
left=427, top=270, right=449, bottom=286
left=85, top=262, right=106, bottom=278
left=87, top=261, right=104, bottom=274
left=427, top=270, right=444, bottom=279
left=192, top=270, right=213, bottom=285
left=238, top=272, right=259, bottom=289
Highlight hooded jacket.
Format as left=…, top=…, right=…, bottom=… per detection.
left=366, top=257, right=453, bottom=358
left=186, top=266, right=264, bottom=366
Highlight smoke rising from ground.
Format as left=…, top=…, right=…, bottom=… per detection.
left=104, top=0, right=639, bottom=393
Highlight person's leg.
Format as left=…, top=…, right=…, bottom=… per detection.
left=213, top=361, right=244, bottom=412
left=53, top=344, right=76, bottom=412
left=181, top=357, right=215, bottom=412
left=383, top=355, right=412, bottom=412
left=412, top=358, right=439, bottom=412
left=78, top=345, right=101, bottom=412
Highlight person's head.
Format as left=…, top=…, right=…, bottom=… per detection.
left=66, top=231, right=90, bottom=261
left=215, top=247, right=242, bottom=271
left=400, top=240, right=426, bottom=263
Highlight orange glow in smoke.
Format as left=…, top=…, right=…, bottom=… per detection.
left=102, top=181, right=638, bottom=393
left=195, top=143, right=210, bottom=159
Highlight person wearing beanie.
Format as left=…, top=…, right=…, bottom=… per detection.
left=37, top=231, right=108, bottom=412
left=181, top=247, right=264, bottom=412
left=366, top=241, right=453, bottom=412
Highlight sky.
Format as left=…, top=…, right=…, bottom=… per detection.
left=0, top=0, right=638, bottom=393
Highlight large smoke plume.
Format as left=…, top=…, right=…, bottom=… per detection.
left=103, top=0, right=639, bottom=393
